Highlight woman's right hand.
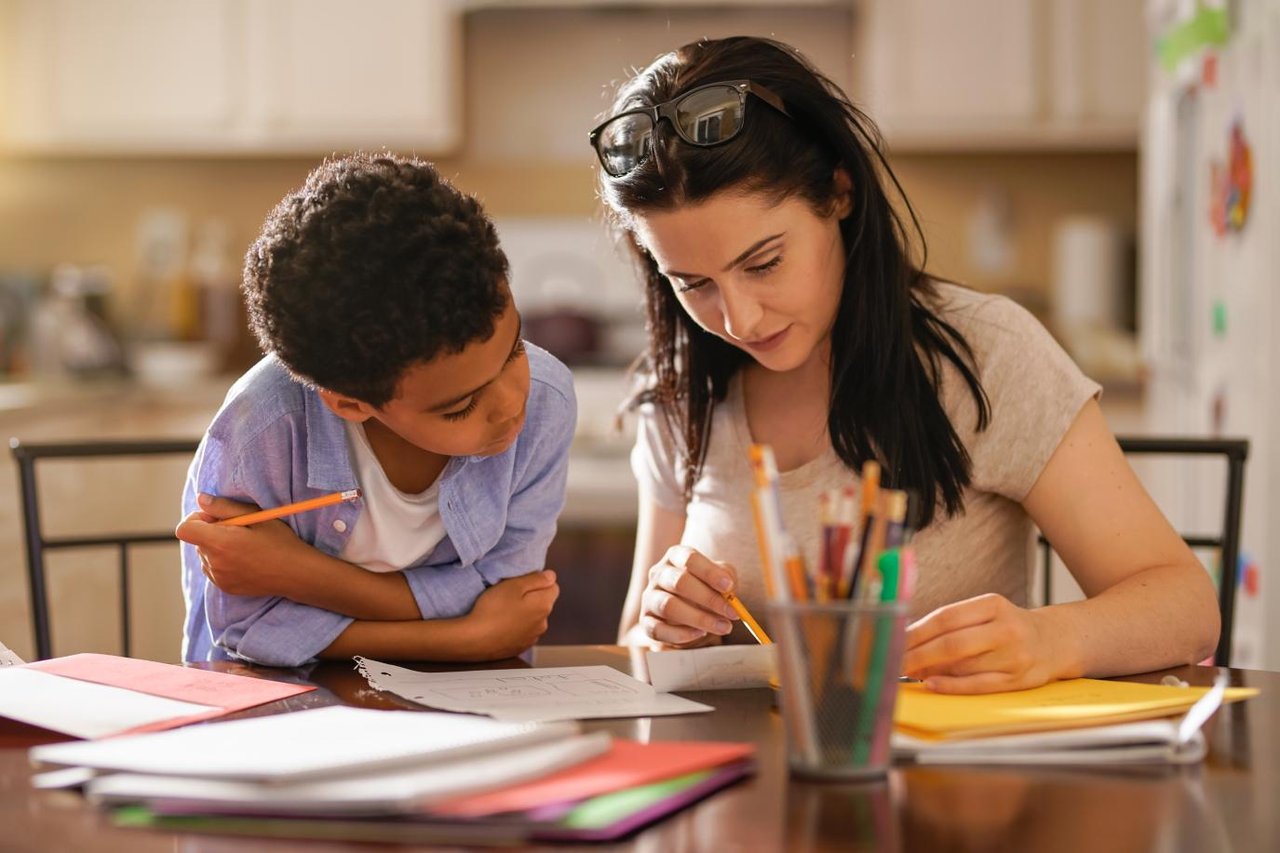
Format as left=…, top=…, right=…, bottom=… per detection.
left=638, top=546, right=741, bottom=646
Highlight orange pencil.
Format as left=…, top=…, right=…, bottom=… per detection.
left=722, top=591, right=773, bottom=645
left=217, top=488, right=363, bottom=527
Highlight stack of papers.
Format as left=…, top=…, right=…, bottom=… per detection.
left=29, top=704, right=754, bottom=844
left=0, top=653, right=313, bottom=738
left=355, top=657, right=714, bottom=721
left=892, top=674, right=1257, bottom=764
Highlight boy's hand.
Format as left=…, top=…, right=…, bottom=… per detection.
left=176, top=494, right=312, bottom=598
left=464, top=570, right=559, bottom=659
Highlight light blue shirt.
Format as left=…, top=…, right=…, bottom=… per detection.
left=181, top=342, right=576, bottom=667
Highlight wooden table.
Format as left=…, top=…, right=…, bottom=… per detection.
left=3, top=646, right=1276, bottom=852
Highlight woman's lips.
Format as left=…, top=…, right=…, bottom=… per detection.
left=744, top=326, right=791, bottom=352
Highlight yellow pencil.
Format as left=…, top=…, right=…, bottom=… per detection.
left=722, top=591, right=773, bottom=645
left=217, top=488, right=363, bottom=527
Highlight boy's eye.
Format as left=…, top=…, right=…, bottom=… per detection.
left=507, top=338, right=526, bottom=363
left=442, top=397, right=480, bottom=422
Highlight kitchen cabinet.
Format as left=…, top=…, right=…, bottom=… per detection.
left=0, top=0, right=462, bottom=155
left=858, top=0, right=1145, bottom=150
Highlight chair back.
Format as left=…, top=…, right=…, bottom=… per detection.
left=9, top=438, right=200, bottom=660
left=1039, top=436, right=1248, bottom=667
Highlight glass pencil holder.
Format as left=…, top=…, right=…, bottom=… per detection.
left=765, top=600, right=908, bottom=781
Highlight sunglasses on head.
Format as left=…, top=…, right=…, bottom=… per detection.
left=589, top=79, right=791, bottom=178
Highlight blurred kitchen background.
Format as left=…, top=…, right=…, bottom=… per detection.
left=0, top=0, right=1274, bottom=669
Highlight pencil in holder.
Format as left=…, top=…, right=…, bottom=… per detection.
left=765, top=600, right=907, bottom=780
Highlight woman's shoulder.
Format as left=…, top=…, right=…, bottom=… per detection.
left=923, top=281, right=1064, bottom=367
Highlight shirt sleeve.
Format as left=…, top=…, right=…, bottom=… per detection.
left=944, top=295, right=1102, bottom=502
left=183, top=428, right=353, bottom=669
left=401, top=367, right=577, bottom=616
left=630, top=402, right=687, bottom=512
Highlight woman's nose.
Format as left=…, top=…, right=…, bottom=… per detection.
left=719, top=286, right=764, bottom=341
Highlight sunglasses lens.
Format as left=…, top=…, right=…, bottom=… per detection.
left=674, top=85, right=746, bottom=145
left=595, top=113, right=655, bottom=177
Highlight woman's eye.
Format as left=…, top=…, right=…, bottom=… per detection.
left=442, top=397, right=480, bottom=422
left=746, top=256, right=782, bottom=275
left=675, top=278, right=710, bottom=294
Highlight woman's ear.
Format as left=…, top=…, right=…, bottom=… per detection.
left=833, top=168, right=854, bottom=219
left=317, top=388, right=375, bottom=423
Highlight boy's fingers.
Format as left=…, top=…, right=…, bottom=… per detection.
left=510, top=570, right=557, bottom=595
left=196, top=494, right=262, bottom=522
left=175, top=516, right=218, bottom=545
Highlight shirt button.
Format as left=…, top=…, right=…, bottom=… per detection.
left=332, top=519, right=347, bottom=533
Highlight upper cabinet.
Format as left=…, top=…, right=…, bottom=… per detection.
left=857, top=0, right=1146, bottom=150
left=0, top=0, right=462, bottom=155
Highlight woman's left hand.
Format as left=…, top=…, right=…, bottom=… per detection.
left=902, top=593, right=1076, bottom=694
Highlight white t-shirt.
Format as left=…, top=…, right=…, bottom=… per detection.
left=339, top=420, right=447, bottom=574
left=631, top=283, right=1101, bottom=623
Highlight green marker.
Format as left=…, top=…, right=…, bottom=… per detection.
left=852, top=549, right=902, bottom=767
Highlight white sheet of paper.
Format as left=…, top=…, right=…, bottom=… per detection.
left=645, top=645, right=778, bottom=692
left=0, top=668, right=217, bottom=739
left=356, top=658, right=714, bottom=722
left=86, top=732, right=612, bottom=814
left=32, top=705, right=578, bottom=782
left=0, top=638, right=24, bottom=667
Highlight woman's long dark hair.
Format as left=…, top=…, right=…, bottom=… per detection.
left=599, top=36, right=989, bottom=526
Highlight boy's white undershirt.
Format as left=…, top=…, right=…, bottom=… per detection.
left=339, top=420, right=447, bottom=574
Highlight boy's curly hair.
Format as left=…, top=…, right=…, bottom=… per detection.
left=243, top=152, right=509, bottom=407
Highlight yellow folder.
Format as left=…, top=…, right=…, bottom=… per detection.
left=894, top=677, right=1258, bottom=741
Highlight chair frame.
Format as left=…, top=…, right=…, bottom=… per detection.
left=10, top=438, right=200, bottom=660
left=1039, top=436, right=1248, bottom=667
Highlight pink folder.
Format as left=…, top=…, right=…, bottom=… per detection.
left=26, top=653, right=314, bottom=736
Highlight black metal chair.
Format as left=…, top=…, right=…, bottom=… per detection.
left=10, top=437, right=200, bottom=660
left=1039, top=436, right=1248, bottom=667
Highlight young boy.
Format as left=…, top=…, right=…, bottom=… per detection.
left=176, top=153, right=575, bottom=668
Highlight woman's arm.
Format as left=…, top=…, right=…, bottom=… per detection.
left=619, top=490, right=686, bottom=644
left=904, top=399, right=1220, bottom=692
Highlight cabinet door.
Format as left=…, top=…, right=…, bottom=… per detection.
left=859, top=0, right=1142, bottom=149
left=0, top=0, right=462, bottom=154
left=2, top=0, right=241, bottom=152
left=1047, top=0, right=1144, bottom=128
left=863, top=0, right=1039, bottom=138
left=243, top=0, right=462, bottom=153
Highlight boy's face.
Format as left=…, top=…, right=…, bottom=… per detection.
left=324, top=296, right=531, bottom=458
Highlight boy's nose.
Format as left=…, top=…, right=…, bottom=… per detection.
left=487, top=372, right=525, bottom=424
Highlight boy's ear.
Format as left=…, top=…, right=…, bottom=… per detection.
left=832, top=168, right=854, bottom=219
left=317, top=388, right=375, bottom=423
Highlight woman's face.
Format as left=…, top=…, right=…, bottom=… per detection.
left=631, top=187, right=850, bottom=374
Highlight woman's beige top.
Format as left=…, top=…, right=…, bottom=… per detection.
left=631, top=283, right=1101, bottom=625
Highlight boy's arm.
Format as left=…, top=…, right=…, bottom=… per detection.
left=178, top=497, right=420, bottom=620
left=401, top=375, right=576, bottom=616
left=318, top=569, right=559, bottom=662
left=181, top=432, right=414, bottom=666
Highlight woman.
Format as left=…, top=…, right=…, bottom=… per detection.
left=592, top=36, right=1218, bottom=694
